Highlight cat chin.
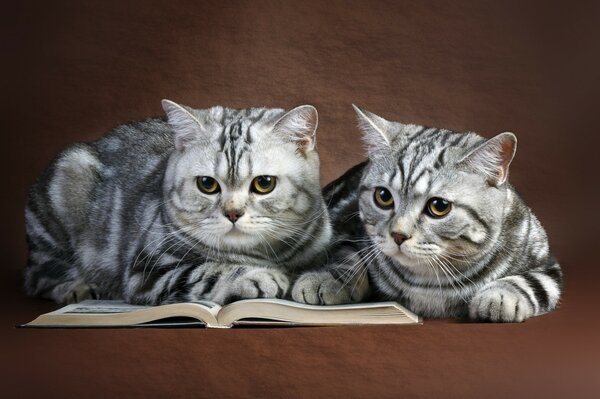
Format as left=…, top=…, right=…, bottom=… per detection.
left=385, top=249, right=432, bottom=270
left=219, top=229, right=257, bottom=245
left=218, top=227, right=282, bottom=249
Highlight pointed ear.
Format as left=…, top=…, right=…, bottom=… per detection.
left=353, top=104, right=414, bottom=160
left=353, top=104, right=390, bottom=155
left=459, top=132, right=517, bottom=186
left=161, top=99, right=206, bottom=150
left=272, top=105, right=318, bottom=153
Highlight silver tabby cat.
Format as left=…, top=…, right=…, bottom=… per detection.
left=25, top=100, right=331, bottom=305
left=293, top=105, right=562, bottom=322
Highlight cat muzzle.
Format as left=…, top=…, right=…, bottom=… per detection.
left=225, top=210, right=244, bottom=224
left=391, top=232, right=409, bottom=246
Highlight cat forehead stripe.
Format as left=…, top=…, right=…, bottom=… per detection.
left=217, top=109, right=278, bottom=182
left=412, top=171, right=430, bottom=195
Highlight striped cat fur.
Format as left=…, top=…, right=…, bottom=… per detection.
left=25, top=101, right=331, bottom=305
left=292, top=106, right=562, bottom=322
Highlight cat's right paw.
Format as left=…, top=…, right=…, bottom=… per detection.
left=469, top=281, right=534, bottom=322
left=224, top=268, right=290, bottom=303
left=292, top=271, right=364, bottom=305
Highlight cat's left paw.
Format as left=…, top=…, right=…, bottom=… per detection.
left=227, top=268, right=290, bottom=302
left=469, top=282, right=534, bottom=322
left=291, top=270, right=367, bottom=305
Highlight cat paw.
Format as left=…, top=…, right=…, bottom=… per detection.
left=292, top=271, right=364, bottom=305
left=226, top=268, right=290, bottom=302
left=469, top=282, right=534, bottom=322
left=62, top=282, right=102, bottom=304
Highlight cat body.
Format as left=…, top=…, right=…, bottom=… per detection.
left=25, top=101, right=331, bottom=305
left=293, top=106, right=562, bottom=322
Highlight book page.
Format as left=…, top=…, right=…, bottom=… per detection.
left=217, top=298, right=421, bottom=327
left=26, top=300, right=222, bottom=328
left=52, top=300, right=149, bottom=314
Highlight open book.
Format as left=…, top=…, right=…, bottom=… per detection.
left=23, top=299, right=421, bottom=328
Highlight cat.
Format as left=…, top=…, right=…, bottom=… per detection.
left=292, top=105, right=562, bottom=322
left=24, top=100, right=332, bottom=305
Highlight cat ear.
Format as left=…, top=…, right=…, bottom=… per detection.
left=352, top=104, right=393, bottom=156
left=459, top=132, right=517, bottom=186
left=162, top=99, right=208, bottom=150
left=272, top=105, right=318, bottom=153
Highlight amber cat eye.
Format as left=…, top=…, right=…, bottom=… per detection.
left=426, top=197, right=452, bottom=218
left=251, top=176, right=276, bottom=194
left=374, top=187, right=394, bottom=209
left=197, top=176, right=220, bottom=194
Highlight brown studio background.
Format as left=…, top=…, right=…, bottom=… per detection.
left=1, top=1, right=599, bottom=398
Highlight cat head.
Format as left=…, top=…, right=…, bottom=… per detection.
left=161, top=99, right=322, bottom=250
left=353, top=105, right=517, bottom=276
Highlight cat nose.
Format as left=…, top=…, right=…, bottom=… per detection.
left=391, top=232, right=409, bottom=246
left=225, top=210, right=244, bottom=223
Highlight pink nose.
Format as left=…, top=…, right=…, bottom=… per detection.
left=391, top=232, right=409, bottom=246
left=225, top=210, right=243, bottom=223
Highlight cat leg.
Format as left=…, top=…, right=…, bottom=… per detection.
left=291, top=248, right=370, bottom=305
left=24, top=255, right=103, bottom=303
left=25, top=144, right=104, bottom=303
left=126, top=261, right=290, bottom=305
left=52, top=281, right=104, bottom=304
left=469, top=265, right=562, bottom=322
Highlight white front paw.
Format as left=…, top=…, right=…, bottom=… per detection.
left=469, top=282, right=534, bottom=322
left=228, top=268, right=290, bottom=302
left=292, top=271, right=364, bottom=305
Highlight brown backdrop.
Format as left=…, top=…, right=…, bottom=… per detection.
left=2, top=1, right=599, bottom=398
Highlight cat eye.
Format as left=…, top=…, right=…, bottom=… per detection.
left=197, top=176, right=220, bottom=194
left=251, top=175, right=277, bottom=194
left=426, top=197, right=452, bottom=218
left=374, top=187, right=394, bottom=209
